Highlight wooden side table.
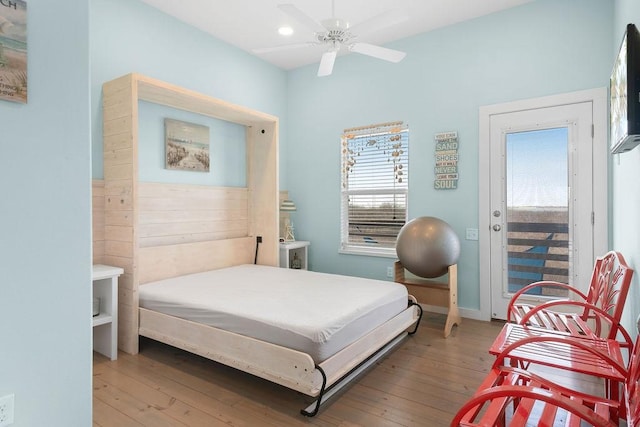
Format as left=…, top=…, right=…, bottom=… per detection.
left=92, top=264, right=124, bottom=360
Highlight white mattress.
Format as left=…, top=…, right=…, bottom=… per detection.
left=139, top=264, right=409, bottom=362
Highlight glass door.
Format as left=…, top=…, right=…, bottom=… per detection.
left=505, top=129, right=570, bottom=298
left=489, top=102, right=594, bottom=319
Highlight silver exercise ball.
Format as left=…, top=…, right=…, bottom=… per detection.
left=396, top=216, right=461, bottom=278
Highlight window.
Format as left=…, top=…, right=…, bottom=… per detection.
left=340, top=121, right=409, bottom=256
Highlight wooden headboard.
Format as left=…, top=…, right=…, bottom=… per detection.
left=101, top=73, right=279, bottom=354
left=137, top=182, right=255, bottom=284
left=94, top=184, right=291, bottom=274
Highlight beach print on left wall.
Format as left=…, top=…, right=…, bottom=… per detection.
left=0, top=0, right=26, bottom=104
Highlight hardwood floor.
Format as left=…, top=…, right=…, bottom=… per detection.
left=92, top=313, right=505, bottom=427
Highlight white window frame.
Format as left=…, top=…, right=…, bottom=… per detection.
left=339, top=122, right=409, bottom=257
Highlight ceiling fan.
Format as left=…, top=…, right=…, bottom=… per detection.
left=254, top=1, right=408, bottom=77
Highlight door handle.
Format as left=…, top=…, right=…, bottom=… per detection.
left=493, top=224, right=501, bottom=231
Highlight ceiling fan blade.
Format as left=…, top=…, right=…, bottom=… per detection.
left=253, top=42, right=315, bottom=54
left=278, top=3, right=326, bottom=34
left=348, top=9, right=408, bottom=37
left=350, top=43, right=406, bottom=63
left=317, top=50, right=337, bottom=77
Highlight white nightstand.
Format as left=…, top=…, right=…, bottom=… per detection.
left=92, top=264, right=123, bottom=360
left=279, top=241, right=310, bottom=270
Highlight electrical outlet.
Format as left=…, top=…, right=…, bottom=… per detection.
left=0, top=394, right=14, bottom=427
left=465, top=228, right=479, bottom=241
left=386, top=266, right=393, bottom=278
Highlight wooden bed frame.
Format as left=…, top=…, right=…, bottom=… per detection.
left=100, top=73, right=421, bottom=415
left=139, top=295, right=420, bottom=416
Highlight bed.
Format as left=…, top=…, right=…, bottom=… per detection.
left=100, top=73, right=422, bottom=416
left=138, top=263, right=422, bottom=416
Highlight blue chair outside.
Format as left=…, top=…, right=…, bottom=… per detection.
left=508, top=235, right=552, bottom=294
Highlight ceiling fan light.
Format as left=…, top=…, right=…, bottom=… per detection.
left=321, top=18, right=349, bottom=30
left=278, top=26, right=294, bottom=36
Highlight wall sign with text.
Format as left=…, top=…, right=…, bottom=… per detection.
left=434, top=131, right=459, bottom=190
left=0, top=0, right=27, bottom=104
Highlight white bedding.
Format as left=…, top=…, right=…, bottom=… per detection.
left=139, top=264, right=409, bottom=362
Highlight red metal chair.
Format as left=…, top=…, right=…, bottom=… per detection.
left=451, top=329, right=640, bottom=426
left=507, top=251, right=634, bottom=351
left=489, top=324, right=627, bottom=413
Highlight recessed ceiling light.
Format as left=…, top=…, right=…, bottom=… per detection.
left=278, top=26, right=294, bottom=36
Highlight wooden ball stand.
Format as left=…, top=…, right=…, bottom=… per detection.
left=394, top=261, right=461, bottom=338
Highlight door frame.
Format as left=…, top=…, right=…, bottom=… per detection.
left=478, top=88, right=608, bottom=321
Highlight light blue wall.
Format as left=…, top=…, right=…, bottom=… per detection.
left=90, top=0, right=288, bottom=186
left=613, top=0, right=640, bottom=337
left=0, top=0, right=628, bottom=427
left=1, top=0, right=629, bottom=425
left=286, top=0, right=613, bottom=312
left=0, top=1, right=92, bottom=426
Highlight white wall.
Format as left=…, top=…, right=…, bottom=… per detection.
left=0, top=0, right=92, bottom=425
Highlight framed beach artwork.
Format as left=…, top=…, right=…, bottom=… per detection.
left=0, top=0, right=27, bottom=104
left=165, top=118, right=210, bottom=172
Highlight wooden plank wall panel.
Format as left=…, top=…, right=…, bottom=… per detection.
left=138, top=237, right=255, bottom=284
left=93, top=180, right=105, bottom=264
left=138, top=182, right=249, bottom=248
left=247, top=125, right=279, bottom=265
left=103, top=73, right=139, bottom=355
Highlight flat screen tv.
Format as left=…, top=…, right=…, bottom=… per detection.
left=610, top=23, right=640, bottom=154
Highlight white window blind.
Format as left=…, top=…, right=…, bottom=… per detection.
left=340, top=121, right=409, bottom=255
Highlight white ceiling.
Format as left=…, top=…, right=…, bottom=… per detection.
left=139, top=0, right=533, bottom=70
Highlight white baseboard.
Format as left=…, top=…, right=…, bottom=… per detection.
left=419, top=303, right=488, bottom=322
